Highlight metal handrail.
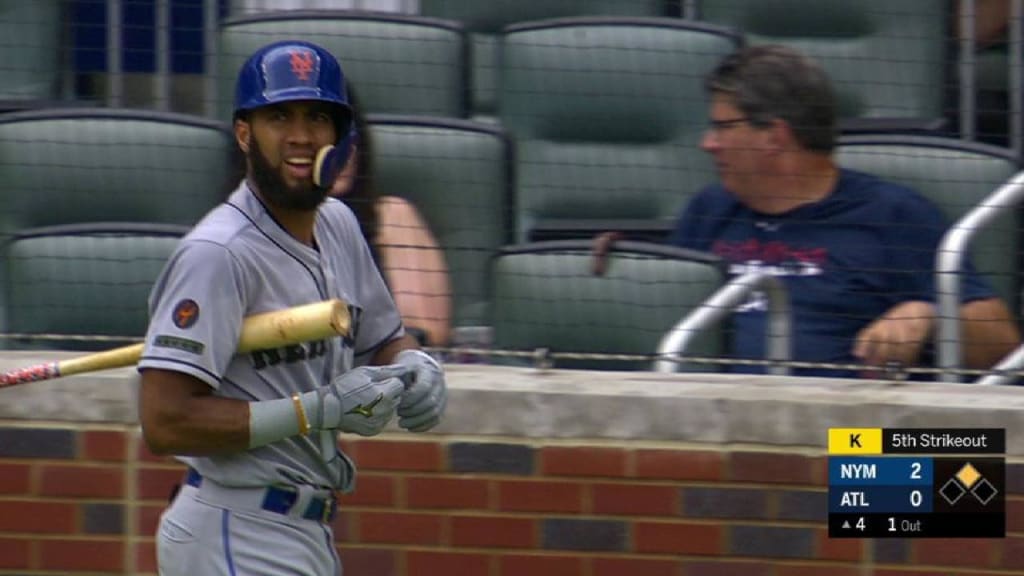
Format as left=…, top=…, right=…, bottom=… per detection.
left=654, top=271, right=791, bottom=375
left=936, top=170, right=1024, bottom=382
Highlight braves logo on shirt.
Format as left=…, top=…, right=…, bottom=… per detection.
left=712, top=239, right=829, bottom=313
left=172, top=299, right=200, bottom=329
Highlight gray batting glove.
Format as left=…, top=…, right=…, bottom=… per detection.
left=394, top=349, right=447, bottom=432
left=305, top=364, right=410, bottom=437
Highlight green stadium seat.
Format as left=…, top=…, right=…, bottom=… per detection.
left=368, top=115, right=512, bottom=327
left=698, top=0, right=948, bottom=127
left=418, top=0, right=670, bottom=121
left=837, top=135, right=1021, bottom=313
left=0, top=223, right=186, bottom=351
left=0, top=108, right=231, bottom=234
left=0, top=1, right=62, bottom=104
left=498, top=18, right=740, bottom=242
left=217, top=11, right=468, bottom=119
left=490, top=240, right=725, bottom=371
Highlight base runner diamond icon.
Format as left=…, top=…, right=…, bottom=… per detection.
left=940, top=478, right=966, bottom=505
left=956, top=463, right=981, bottom=489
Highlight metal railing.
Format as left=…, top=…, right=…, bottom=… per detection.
left=654, top=271, right=791, bottom=375
left=936, top=170, right=1024, bottom=382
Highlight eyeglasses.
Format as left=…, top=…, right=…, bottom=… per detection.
left=706, top=117, right=751, bottom=132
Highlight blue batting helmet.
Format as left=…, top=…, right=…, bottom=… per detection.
left=234, top=40, right=357, bottom=185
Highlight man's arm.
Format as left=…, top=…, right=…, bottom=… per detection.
left=852, top=297, right=1021, bottom=371
left=138, top=369, right=250, bottom=456
left=852, top=300, right=936, bottom=369
left=960, top=297, right=1021, bottom=369
left=139, top=364, right=412, bottom=456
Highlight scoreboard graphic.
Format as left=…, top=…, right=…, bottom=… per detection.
left=828, top=428, right=1005, bottom=538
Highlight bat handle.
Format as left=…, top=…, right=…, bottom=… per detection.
left=0, top=362, right=61, bottom=388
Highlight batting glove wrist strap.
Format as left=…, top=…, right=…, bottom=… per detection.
left=248, top=396, right=305, bottom=449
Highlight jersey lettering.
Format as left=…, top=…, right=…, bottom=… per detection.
left=342, top=304, right=363, bottom=348
left=251, top=340, right=328, bottom=370
left=284, top=344, right=306, bottom=363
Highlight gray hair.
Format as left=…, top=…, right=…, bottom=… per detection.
left=706, top=45, right=837, bottom=153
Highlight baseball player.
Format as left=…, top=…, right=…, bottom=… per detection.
left=137, top=40, right=447, bottom=576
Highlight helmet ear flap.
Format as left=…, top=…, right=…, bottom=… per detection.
left=313, top=125, right=357, bottom=189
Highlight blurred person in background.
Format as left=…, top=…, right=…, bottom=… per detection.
left=595, top=45, right=1021, bottom=379
left=329, top=87, right=453, bottom=348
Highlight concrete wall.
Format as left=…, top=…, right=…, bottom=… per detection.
left=0, top=351, right=1022, bottom=575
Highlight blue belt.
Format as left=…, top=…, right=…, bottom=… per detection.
left=185, top=468, right=337, bottom=524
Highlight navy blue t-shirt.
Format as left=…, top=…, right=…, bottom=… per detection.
left=669, top=169, right=995, bottom=378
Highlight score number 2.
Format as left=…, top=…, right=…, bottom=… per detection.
left=910, top=461, right=921, bottom=480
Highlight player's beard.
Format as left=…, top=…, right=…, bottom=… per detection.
left=248, top=136, right=327, bottom=212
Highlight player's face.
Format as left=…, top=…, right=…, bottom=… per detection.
left=701, top=95, right=774, bottom=202
left=242, top=101, right=338, bottom=211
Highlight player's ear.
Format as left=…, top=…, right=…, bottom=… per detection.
left=234, top=118, right=251, bottom=154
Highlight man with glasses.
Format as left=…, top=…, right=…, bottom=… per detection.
left=599, top=45, right=1020, bottom=378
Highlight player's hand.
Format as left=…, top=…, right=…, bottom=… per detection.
left=853, top=300, right=936, bottom=376
left=394, top=349, right=447, bottom=432
left=311, top=365, right=410, bottom=436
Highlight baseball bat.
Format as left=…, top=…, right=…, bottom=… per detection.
left=0, top=299, right=351, bottom=388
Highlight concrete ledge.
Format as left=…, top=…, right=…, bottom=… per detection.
left=1, top=352, right=1022, bottom=455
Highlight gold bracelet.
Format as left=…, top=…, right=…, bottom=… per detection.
left=292, top=394, right=311, bottom=436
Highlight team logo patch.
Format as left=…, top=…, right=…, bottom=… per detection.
left=172, top=299, right=200, bottom=329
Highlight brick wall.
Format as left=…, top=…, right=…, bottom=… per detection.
left=0, top=423, right=1021, bottom=575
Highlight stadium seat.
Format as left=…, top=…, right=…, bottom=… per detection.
left=836, top=135, right=1021, bottom=312
left=418, top=0, right=670, bottom=121
left=368, top=114, right=512, bottom=327
left=498, top=17, right=741, bottom=242
left=489, top=240, right=725, bottom=371
left=217, top=11, right=468, bottom=119
left=697, top=0, right=948, bottom=129
left=0, top=1, right=62, bottom=106
left=0, top=108, right=231, bottom=234
left=0, top=223, right=186, bottom=351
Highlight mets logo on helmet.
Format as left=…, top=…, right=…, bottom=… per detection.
left=289, top=49, right=315, bottom=82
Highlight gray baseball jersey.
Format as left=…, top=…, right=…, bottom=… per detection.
left=139, top=182, right=404, bottom=491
